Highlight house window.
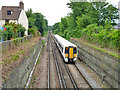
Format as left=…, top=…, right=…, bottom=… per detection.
left=5, top=20, right=9, bottom=23
left=7, top=11, right=13, bottom=15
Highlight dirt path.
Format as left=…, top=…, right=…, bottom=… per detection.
left=30, top=46, right=48, bottom=88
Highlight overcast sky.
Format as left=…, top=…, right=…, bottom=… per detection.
left=0, top=0, right=119, bottom=26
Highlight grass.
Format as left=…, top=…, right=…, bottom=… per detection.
left=0, top=61, right=3, bottom=64
left=74, top=39, right=119, bottom=59
left=17, top=50, right=25, bottom=54
left=36, top=57, right=40, bottom=65
left=11, top=54, right=19, bottom=61
left=42, top=31, right=48, bottom=37
left=42, top=40, right=46, bottom=47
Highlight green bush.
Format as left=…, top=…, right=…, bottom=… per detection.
left=0, top=29, right=3, bottom=40
left=18, top=25, right=26, bottom=37
left=1, top=22, right=26, bottom=41
left=81, top=20, right=119, bottom=50
left=28, top=28, right=37, bottom=37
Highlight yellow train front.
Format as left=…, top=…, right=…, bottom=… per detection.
left=64, top=46, right=77, bottom=62
left=54, top=34, right=78, bottom=62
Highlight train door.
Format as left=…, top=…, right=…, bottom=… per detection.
left=68, top=46, right=74, bottom=62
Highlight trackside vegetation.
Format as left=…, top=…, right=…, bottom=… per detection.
left=0, top=22, right=26, bottom=41
left=26, top=8, right=49, bottom=37
left=51, top=1, right=120, bottom=51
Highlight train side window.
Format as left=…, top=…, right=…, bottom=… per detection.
left=65, top=47, right=68, bottom=54
left=74, top=47, right=77, bottom=54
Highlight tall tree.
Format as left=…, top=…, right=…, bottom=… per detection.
left=26, top=9, right=48, bottom=35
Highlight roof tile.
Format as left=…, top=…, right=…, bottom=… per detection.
left=1, top=6, right=22, bottom=20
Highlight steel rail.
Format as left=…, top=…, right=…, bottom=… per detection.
left=47, top=33, right=50, bottom=89
left=64, top=63, right=78, bottom=90
left=51, top=33, right=78, bottom=89
left=50, top=33, right=67, bottom=89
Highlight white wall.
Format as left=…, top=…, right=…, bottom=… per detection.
left=9, top=20, right=18, bottom=24
left=0, top=20, right=18, bottom=27
left=18, top=10, right=28, bottom=35
left=0, top=20, right=5, bottom=27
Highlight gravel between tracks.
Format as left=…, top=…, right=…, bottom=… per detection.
left=67, top=64, right=90, bottom=88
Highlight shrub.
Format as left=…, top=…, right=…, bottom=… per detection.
left=28, top=28, right=37, bottom=37
left=18, top=25, right=26, bottom=37
left=80, top=20, right=119, bottom=50
left=0, top=29, right=3, bottom=40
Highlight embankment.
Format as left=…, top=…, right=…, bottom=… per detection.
left=71, top=39, right=120, bottom=88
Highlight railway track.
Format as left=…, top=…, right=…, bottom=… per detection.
left=49, top=32, right=92, bottom=89
left=30, top=32, right=99, bottom=89
left=49, top=33, right=66, bottom=89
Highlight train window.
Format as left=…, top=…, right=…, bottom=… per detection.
left=65, top=47, right=68, bottom=54
left=74, top=47, right=77, bottom=54
left=62, top=47, right=63, bottom=52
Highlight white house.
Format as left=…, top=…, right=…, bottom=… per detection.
left=0, top=1, right=28, bottom=35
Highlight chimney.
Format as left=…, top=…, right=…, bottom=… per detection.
left=19, top=1, right=24, bottom=10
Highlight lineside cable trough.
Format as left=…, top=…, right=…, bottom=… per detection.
left=25, top=45, right=43, bottom=88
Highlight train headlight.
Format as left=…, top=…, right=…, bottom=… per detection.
left=74, top=54, right=77, bottom=57
left=65, top=54, right=68, bottom=57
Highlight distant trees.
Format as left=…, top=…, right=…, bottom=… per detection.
left=51, top=1, right=119, bottom=50
left=26, top=8, right=48, bottom=36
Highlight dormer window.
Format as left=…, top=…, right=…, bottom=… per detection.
left=7, top=10, right=13, bottom=15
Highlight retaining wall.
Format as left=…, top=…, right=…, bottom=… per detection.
left=71, top=39, right=120, bottom=88
left=2, top=39, right=42, bottom=88
left=1, top=35, right=32, bottom=53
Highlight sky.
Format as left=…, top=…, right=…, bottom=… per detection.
left=0, top=0, right=120, bottom=26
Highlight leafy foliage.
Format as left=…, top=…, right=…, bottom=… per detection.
left=0, top=22, right=26, bottom=41
left=51, top=1, right=119, bottom=50
left=26, top=8, right=49, bottom=35
left=28, top=28, right=37, bottom=37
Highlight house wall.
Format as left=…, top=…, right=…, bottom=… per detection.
left=18, top=10, right=28, bottom=35
left=9, top=20, right=18, bottom=24
left=0, top=10, right=3, bottom=27
left=0, top=20, right=5, bottom=27
left=0, top=20, right=18, bottom=27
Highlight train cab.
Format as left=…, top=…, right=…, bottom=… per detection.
left=54, top=34, right=78, bottom=63
left=64, top=46, right=77, bottom=62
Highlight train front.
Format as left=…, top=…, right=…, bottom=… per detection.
left=64, top=46, right=78, bottom=62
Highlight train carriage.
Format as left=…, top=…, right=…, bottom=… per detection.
left=54, top=34, right=78, bottom=62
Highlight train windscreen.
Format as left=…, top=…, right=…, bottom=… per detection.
left=74, top=47, right=77, bottom=54
left=65, top=47, right=68, bottom=54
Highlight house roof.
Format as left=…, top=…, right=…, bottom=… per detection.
left=1, top=6, right=22, bottom=20
left=0, top=1, right=24, bottom=20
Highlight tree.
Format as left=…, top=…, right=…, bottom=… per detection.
left=26, top=9, right=48, bottom=35
left=34, top=13, right=44, bottom=35
left=51, top=22, right=60, bottom=33
left=59, top=17, right=68, bottom=35
left=91, top=2, right=119, bottom=26
left=26, top=8, right=33, bottom=18
left=28, top=17, right=35, bottom=28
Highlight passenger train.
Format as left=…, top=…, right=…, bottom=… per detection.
left=54, top=34, right=78, bottom=62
